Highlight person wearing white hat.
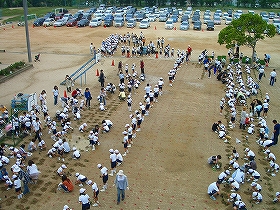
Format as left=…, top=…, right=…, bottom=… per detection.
left=97, top=164, right=108, bottom=192
left=227, top=192, right=241, bottom=204
left=88, top=131, right=97, bottom=151
left=114, top=170, right=129, bottom=205
left=13, top=174, right=23, bottom=199
left=126, top=124, right=133, bottom=147
left=273, top=192, right=280, bottom=203
left=217, top=170, right=230, bottom=184
left=115, top=150, right=123, bottom=166
left=79, top=188, right=90, bottom=209
left=247, top=169, right=260, bottom=182
left=136, top=110, right=142, bottom=132
left=109, top=149, right=117, bottom=176
left=63, top=205, right=72, bottom=210
left=47, top=147, right=57, bottom=158
left=244, top=148, right=255, bottom=161
left=252, top=191, right=262, bottom=204
left=157, top=77, right=164, bottom=96
left=57, top=164, right=67, bottom=176
left=228, top=177, right=240, bottom=192
left=87, top=180, right=99, bottom=207
left=72, top=147, right=81, bottom=159
left=75, top=173, right=88, bottom=187
left=79, top=123, right=87, bottom=133
left=251, top=182, right=262, bottom=192
left=3, top=175, right=13, bottom=190
left=233, top=200, right=247, bottom=210
left=269, top=162, right=279, bottom=176
left=122, top=131, right=129, bottom=156
left=127, top=95, right=132, bottom=112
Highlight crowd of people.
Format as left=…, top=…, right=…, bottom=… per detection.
left=207, top=50, right=280, bottom=209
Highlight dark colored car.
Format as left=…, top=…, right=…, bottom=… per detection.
left=136, top=13, right=145, bottom=22
left=192, top=15, right=200, bottom=23
left=193, top=20, right=202, bottom=30
left=44, top=12, right=55, bottom=19
left=207, top=20, right=215, bottom=31
left=55, top=13, right=64, bottom=20
left=66, top=18, right=78, bottom=27
left=104, top=18, right=113, bottom=27
left=77, top=19, right=89, bottom=27
left=181, top=14, right=189, bottom=22
left=73, top=13, right=83, bottom=21
left=33, top=18, right=45, bottom=27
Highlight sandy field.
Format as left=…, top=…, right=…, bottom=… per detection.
left=0, top=15, right=280, bottom=210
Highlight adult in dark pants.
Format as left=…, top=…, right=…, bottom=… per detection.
left=99, top=70, right=105, bottom=87
left=114, top=170, right=129, bottom=205
left=140, top=60, right=145, bottom=75
left=84, top=88, right=92, bottom=108
left=272, top=120, right=280, bottom=145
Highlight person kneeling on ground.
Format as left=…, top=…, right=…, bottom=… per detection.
left=208, top=155, right=222, bottom=168
left=207, top=181, right=220, bottom=200
left=58, top=175, right=74, bottom=193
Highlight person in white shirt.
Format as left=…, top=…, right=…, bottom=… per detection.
left=158, top=78, right=164, bottom=96
left=72, top=147, right=81, bottom=159
left=269, top=69, right=277, bottom=86
left=109, top=149, right=117, bottom=176
left=247, top=169, right=260, bottom=182
left=262, top=100, right=269, bottom=118
left=228, top=177, right=240, bottom=192
left=27, top=160, right=40, bottom=183
left=13, top=175, right=23, bottom=199
left=207, top=181, right=220, bottom=200
left=227, top=193, right=242, bottom=204
left=87, top=180, right=99, bottom=206
left=244, top=148, right=255, bottom=161
left=251, top=182, right=262, bottom=192
left=217, top=170, right=230, bottom=184
left=97, top=164, right=109, bottom=192
left=115, top=150, right=123, bottom=166
left=252, top=192, right=262, bottom=204
left=78, top=188, right=90, bottom=209
left=57, top=164, right=67, bottom=176
left=75, top=173, right=88, bottom=187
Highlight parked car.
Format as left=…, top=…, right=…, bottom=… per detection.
left=268, top=12, right=275, bottom=19
left=44, top=12, right=55, bottom=19
left=193, top=20, right=202, bottom=30
left=159, top=13, right=168, bottom=22
left=139, top=19, right=150, bottom=29
left=181, top=14, right=189, bottom=22
left=54, top=18, right=67, bottom=27
left=262, top=15, right=269, bottom=22
left=125, top=13, right=133, bottom=21
left=148, top=14, right=156, bottom=22
left=214, top=17, right=221, bottom=25
left=180, top=21, right=189, bottom=30
left=66, top=18, right=78, bottom=27
left=203, top=15, right=211, bottom=24
left=206, top=20, right=215, bottom=31
left=103, top=18, right=113, bottom=27
left=165, top=19, right=174, bottom=30
left=77, top=19, right=89, bottom=27
left=43, top=18, right=55, bottom=27
left=55, top=13, right=64, bottom=20
left=73, top=13, right=83, bottom=21
left=89, top=18, right=102, bottom=27
left=192, top=15, right=200, bottom=23
left=33, top=18, right=45, bottom=27
left=126, top=18, right=136, bottom=28
left=63, top=13, right=73, bottom=21
left=114, top=19, right=124, bottom=27
left=225, top=17, right=232, bottom=25
left=170, top=14, right=178, bottom=23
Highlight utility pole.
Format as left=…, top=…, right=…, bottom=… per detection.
left=23, top=0, right=32, bottom=63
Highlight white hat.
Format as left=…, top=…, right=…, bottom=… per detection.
left=114, top=149, right=119, bottom=153
left=52, top=148, right=56, bottom=152
left=9, top=147, right=14, bottom=150
left=230, top=193, right=236, bottom=198
left=270, top=162, right=275, bottom=167
left=12, top=174, right=18, bottom=179
left=229, top=160, right=234, bottom=165
left=63, top=205, right=70, bottom=210
left=72, top=147, right=77, bottom=151
left=75, top=172, right=80, bottom=177
left=109, top=148, right=114, bottom=153
left=276, top=192, right=280, bottom=196
left=248, top=169, right=254, bottom=173
left=122, top=131, right=128, bottom=135
left=16, top=154, right=22, bottom=158
left=245, top=148, right=250, bottom=152
left=228, top=177, right=234, bottom=182
left=225, top=170, right=230, bottom=175
left=97, top=164, right=102, bottom=168
left=251, top=182, right=257, bottom=187
left=79, top=188, right=86, bottom=194
left=3, top=175, right=9, bottom=179
left=87, top=180, right=93, bottom=185
left=117, top=170, right=124, bottom=176
left=252, top=192, right=258, bottom=197
left=139, top=102, right=142, bottom=105
left=264, top=149, right=270, bottom=154
left=83, top=123, right=87, bottom=126
left=125, top=124, right=130, bottom=127
left=90, top=131, right=94, bottom=134
left=13, top=165, right=20, bottom=173
left=61, top=164, right=67, bottom=169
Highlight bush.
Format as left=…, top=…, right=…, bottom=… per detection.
left=0, top=61, right=25, bottom=76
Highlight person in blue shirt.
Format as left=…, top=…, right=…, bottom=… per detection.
left=272, top=120, right=280, bottom=145
left=84, top=88, right=92, bottom=109
left=114, top=170, right=129, bottom=205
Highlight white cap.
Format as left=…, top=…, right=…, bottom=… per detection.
left=114, top=149, right=119, bottom=153
left=61, top=164, right=67, bottom=169
left=228, top=177, right=234, bottom=182
left=248, top=169, right=254, bottom=173
left=230, top=193, right=236, bottom=198
left=122, top=131, right=128, bottom=135
left=79, top=188, right=86, bottom=194
left=97, top=164, right=102, bottom=168
left=52, top=148, right=56, bottom=152
left=72, top=147, right=77, bottom=151
left=252, top=192, right=258, bottom=197
left=245, top=148, right=250, bottom=152
left=109, top=148, right=114, bottom=153
left=90, top=131, right=94, bottom=134
left=63, top=205, right=70, bottom=210
left=75, top=173, right=80, bottom=177
left=251, top=182, right=257, bottom=187
left=225, top=170, right=230, bottom=175
left=117, top=170, right=124, bottom=176
left=276, top=192, right=280, bottom=196
left=83, top=123, right=87, bottom=126
left=12, top=174, right=18, bottom=179
left=87, top=180, right=93, bottom=185
left=125, top=124, right=130, bottom=127
left=13, top=165, right=21, bottom=173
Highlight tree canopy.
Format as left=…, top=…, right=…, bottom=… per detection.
left=218, top=13, right=276, bottom=60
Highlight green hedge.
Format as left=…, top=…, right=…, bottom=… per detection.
left=0, top=61, right=25, bottom=76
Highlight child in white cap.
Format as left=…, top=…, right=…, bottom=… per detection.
left=79, top=123, right=87, bottom=133
left=75, top=173, right=88, bottom=187
left=251, top=182, right=262, bottom=192
left=252, top=191, right=262, bottom=204
left=57, top=164, right=67, bottom=176
left=13, top=175, right=23, bottom=199
left=273, top=192, right=280, bottom=203
left=63, top=205, right=72, bottom=210
left=87, top=180, right=99, bottom=206
left=47, top=147, right=57, bottom=158
left=97, top=164, right=108, bottom=192
left=3, top=175, right=13, bottom=190
left=109, top=149, right=117, bottom=176
left=78, top=188, right=90, bottom=209
left=72, top=147, right=81, bottom=159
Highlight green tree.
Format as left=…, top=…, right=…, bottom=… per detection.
left=218, top=13, right=276, bottom=63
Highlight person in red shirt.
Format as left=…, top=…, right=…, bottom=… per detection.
left=187, top=45, right=192, bottom=62
left=58, top=175, right=74, bottom=193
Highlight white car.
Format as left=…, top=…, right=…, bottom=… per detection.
left=53, top=18, right=67, bottom=27
left=43, top=18, right=55, bottom=27
left=148, top=14, right=156, bottom=22
left=165, top=19, right=174, bottom=30
left=89, top=18, right=102, bottom=27
left=139, top=19, right=150, bottom=29
left=225, top=17, right=232, bottom=25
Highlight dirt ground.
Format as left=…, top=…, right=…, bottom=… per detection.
left=0, top=16, right=280, bottom=210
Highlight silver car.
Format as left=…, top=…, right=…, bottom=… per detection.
left=127, top=18, right=136, bottom=28
left=139, top=19, right=150, bottom=29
